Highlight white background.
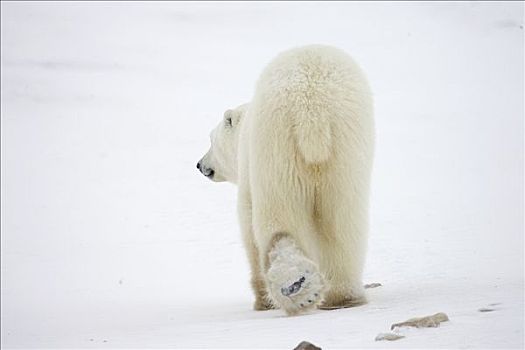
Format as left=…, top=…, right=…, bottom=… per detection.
left=1, top=2, right=523, bottom=348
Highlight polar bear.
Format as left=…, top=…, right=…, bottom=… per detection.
left=197, top=45, right=374, bottom=315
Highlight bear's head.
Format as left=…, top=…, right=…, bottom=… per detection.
left=197, top=104, right=247, bottom=183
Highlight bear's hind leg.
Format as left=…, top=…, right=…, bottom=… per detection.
left=317, top=239, right=367, bottom=310
left=249, top=133, right=325, bottom=315
left=317, top=235, right=368, bottom=309
left=316, top=177, right=369, bottom=310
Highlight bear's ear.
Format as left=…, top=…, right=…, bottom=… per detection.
left=223, top=109, right=238, bottom=128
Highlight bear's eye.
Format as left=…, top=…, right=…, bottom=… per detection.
left=225, top=117, right=232, bottom=127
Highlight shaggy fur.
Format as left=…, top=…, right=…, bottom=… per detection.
left=197, top=45, right=374, bottom=315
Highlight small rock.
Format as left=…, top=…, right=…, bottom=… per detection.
left=375, top=332, right=405, bottom=341
left=479, top=308, right=494, bottom=312
left=391, top=312, right=449, bottom=330
left=364, top=283, right=382, bottom=289
left=294, top=340, right=321, bottom=350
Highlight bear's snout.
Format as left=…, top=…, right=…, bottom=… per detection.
left=197, top=160, right=214, bottom=179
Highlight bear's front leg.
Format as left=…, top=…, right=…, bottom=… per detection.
left=238, top=188, right=274, bottom=310
left=265, top=233, right=325, bottom=315
left=247, top=237, right=275, bottom=311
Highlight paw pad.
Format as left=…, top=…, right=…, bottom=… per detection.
left=281, top=276, right=306, bottom=296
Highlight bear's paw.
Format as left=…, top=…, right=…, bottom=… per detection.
left=267, top=248, right=324, bottom=315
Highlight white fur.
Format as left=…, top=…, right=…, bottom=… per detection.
left=198, top=45, right=374, bottom=315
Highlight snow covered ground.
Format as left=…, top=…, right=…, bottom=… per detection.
left=1, top=2, right=523, bottom=348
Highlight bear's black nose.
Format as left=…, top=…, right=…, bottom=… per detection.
left=196, top=162, right=201, bottom=170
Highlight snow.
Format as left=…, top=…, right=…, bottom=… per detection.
left=1, top=2, right=523, bottom=349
